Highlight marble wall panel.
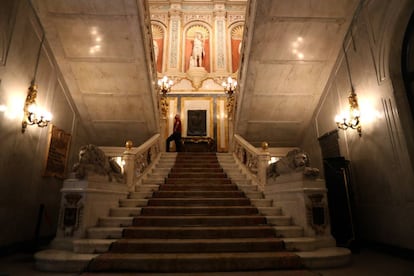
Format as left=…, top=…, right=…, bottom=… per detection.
left=45, top=0, right=137, bottom=15
left=254, top=63, right=325, bottom=94
left=252, top=20, right=345, bottom=62
left=70, top=62, right=144, bottom=94
left=91, top=121, right=150, bottom=146
left=53, top=16, right=135, bottom=59
left=257, top=0, right=358, bottom=18
left=249, top=95, right=314, bottom=122
left=83, top=94, right=144, bottom=121
left=245, top=121, right=302, bottom=146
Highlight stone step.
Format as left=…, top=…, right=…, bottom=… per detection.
left=251, top=198, right=273, bottom=207
left=98, top=217, right=134, bottom=227
left=257, top=207, right=282, bottom=216
left=168, top=172, right=228, bottom=178
left=109, top=207, right=142, bottom=217
left=296, top=247, right=351, bottom=268
left=132, top=215, right=267, bottom=226
left=173, top=164, right=222, bottom=168
left=141, top=178, right=165, bottom=185
left=129, top=191, right=154, bottom=199
left=151, top=191, right=245, bottom=198
left=171, top=168, right=224, bottom=173
left=109, top=238, right=285, bottom=253
left=123, top=226, right=276, bottom=239
left=147, top=198, right=251, bottom=206
left=86, top=251, right=302, bottom=273
left=244, top=191, right=264, bottom=199
left=119, top=198, right=148, bottom=207
left=165, top=178, right=232, bottom=184
left=73, top=239, right=115, bottom=254
left=283, top=236, right=336, bottom=252
left=140, top=206, right=259, bottom=216
left=273, top=226, right=304, bottom=238
left=134, top=184, right=159, bottom=192
left=158, top=184, right=239, bottom=191
left=265, top=216, right=292, bottom=226
left=237, top=184, right=258, bottom=191
left=87, top=227, right=124, bottom=239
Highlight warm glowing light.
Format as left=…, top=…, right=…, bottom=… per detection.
left=0, top=105, right=6, bottom=112
left=91, top=27, right=98, bottom=35
left=335, top=91, right=361, bottom=136
left=297, top=36, right=303, bottom=42
left=222, top=77, right=237, bottom=95
left=158, top=76, right=173, bottom=94
left=268, top=157, right=279, bottom=164
left=297, top=52, right=304, bottom=59
left=359, top=98, right=381, bottom=124
left=95, top=37, right=102, bottom=42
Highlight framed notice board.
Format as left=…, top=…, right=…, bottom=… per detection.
left=43, top=125, right=72, bottom=179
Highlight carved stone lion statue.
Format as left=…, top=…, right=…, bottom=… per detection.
left=72, top=144, right=124, bottom=183
left=267, top=149, right=319, bottom=179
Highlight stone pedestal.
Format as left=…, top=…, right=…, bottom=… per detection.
left=186, top=67, right=208, bottom=89
left=50, top=174, right=128, bottom=250
left=264, top=172, right=332, bottom=238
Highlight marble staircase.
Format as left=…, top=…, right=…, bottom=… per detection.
left=35, top=152, right=350, bottom=273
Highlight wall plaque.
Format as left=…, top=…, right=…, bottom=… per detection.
left=43, top=125, right=71, bottom=179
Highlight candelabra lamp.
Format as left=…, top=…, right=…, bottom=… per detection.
left=21, top=82, right=52, bottom=133
left=335, top=89, right=361, bottom=137
left=222, top=76, right=237, bottom=117
left=158, top=76, right=173, bottom=119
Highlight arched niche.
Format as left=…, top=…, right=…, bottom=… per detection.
left=183, top=23, right=211, bottom=73
left=151, top=22, right=166, bottom=73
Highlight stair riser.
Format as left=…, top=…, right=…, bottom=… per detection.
left=152, top=191, right=245, bottom=198
left=140, top=207, right=258, bottom=216
left=119, top=199, right=148, bottom=207
left=171, top=168, right=224, bottom=173
left=158, top=185, right=239, bottom=191
left=87, top=254, right=302, bottom=273
left=123, top=228, right=276, bottom=239
left=165, top=179, right=232, bottom=184
left=168, top=173, right=227, bottom=178
left=147, top=199, right=251, bottom=206
left=132, top=217, right=266, bottom=226
left=110, top=241, right=285, bottom=253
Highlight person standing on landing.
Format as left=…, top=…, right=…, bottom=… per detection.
left=166, top=114, right=182, bottom=152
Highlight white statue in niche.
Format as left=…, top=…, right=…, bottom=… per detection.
left=153, top=40, right=159, bottom=63
left=191, top=32, right=205, bottom=68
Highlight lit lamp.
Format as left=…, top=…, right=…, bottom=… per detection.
left=21, top=82, right=52, bottom=133
left=158, top=76, right=173, bottom=118
left=334, top=88, right=361, bottom=136
left=334, top=41, right=362, bottom=137
left=158, top=75, right=173, bottom=95
left=222, top=76, right=237, bottom=95
left=222, top=77, right=237, bottom=116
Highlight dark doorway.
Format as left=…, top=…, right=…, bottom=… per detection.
left=402, top=10, right=414, bottom=121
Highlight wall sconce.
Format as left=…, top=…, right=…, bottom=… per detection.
left=222, top=76, right=237, bottom=117
left=22, top=82, right=52, bottom=133
left=158, top=76, right=173, bottom=119
left=335, top=88, right=361, bottom=136
left=334, top=40, right=362, bottom=137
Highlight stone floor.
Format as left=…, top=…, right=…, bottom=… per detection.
left=1, top=247, right=413, bottom=276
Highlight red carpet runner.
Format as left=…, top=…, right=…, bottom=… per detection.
left=85, top=152, right=304, bottom=273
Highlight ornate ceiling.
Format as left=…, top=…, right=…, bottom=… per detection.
left=31, top=0, right=360, bottom=148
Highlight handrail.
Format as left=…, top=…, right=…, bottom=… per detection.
left=233, top=134, right=270, bottom=190
left=100, top=134, right=161, bottom=191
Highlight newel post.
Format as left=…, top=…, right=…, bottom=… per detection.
left=123, top=140, right=136, bottom=192
left=257, top=142, right=270, bottom=188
